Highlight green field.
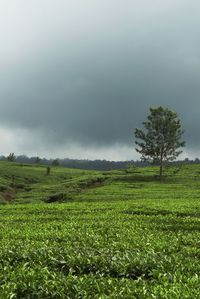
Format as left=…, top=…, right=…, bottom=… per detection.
left=0, top=161, right=200, bottom=298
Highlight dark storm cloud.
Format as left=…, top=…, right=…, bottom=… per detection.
left=0, top=0, right=200, bottom=157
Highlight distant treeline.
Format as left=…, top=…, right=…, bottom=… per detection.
left=0, top=155, right=199, bottom=171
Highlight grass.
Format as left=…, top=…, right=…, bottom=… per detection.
left=0, top=161, right=200, bottom=297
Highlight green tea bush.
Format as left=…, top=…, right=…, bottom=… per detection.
left=0, top=162, right=200, bottom=297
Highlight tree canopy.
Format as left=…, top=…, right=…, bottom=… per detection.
left=134, top=106, right=185, bottom=177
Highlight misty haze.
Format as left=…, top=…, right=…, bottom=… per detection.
left=0, top=1, right=200, bottom=161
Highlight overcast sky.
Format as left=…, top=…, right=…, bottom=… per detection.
left=0, top=0, right=200, bottom=160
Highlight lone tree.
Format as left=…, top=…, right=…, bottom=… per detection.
left=52, top=159, right=60, bottom=166
left=46, top=166, right=51, bottom=176
left=134, top=106, right=185, bottom=178
left=7, top=153, right=16, bottom=162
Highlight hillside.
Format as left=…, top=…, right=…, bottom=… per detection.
left=1, top=162, right=200, bottom=297
left=0, top=161, right=102, bottom=204
left=0, top=161, right=199, bottom=204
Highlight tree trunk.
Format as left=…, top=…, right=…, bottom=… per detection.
left=159, top=163, right=163, bottom=179
left=160, top=150, right=163, bottom=180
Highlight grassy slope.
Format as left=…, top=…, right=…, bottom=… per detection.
left=1, top=162, right=200, bottom=298
left=0, top=161, right=102, bottom=203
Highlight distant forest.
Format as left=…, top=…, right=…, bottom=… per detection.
left=0, top=155, right=200, bottom=171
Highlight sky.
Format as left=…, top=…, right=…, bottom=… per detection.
left=0, top=0, right=200, bottom=161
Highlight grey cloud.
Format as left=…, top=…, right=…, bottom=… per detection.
left=0, top=0, right=200, bottom=158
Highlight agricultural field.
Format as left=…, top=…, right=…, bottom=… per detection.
left=0, top=161, right=200, bottom=298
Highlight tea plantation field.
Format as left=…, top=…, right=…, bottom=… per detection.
left=0, top=162, right=200, bottom=298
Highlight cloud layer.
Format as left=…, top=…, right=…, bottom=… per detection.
left=0, top=0, right=200, bottom=159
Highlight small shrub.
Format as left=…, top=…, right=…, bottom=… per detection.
left=45, top=193, right=73, bottom=203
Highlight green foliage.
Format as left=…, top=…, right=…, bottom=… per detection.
left=1, top=192, right=200, bottom=297
left=0, top=161, right=103, bottom=203
left=135, top=107, right=185, bottom=176
left=45, top=192, right=73, bottom=203
left=0, top=162, right=200, bottom=296
left=7, top=153, right=16, bottom=162
left=46, top=166, right=51, bottom=176
left=52, top=159, right=60, bottom=166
